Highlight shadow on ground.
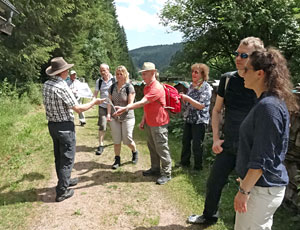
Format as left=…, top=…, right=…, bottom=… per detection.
left=134, top=224, right=210, bottom=230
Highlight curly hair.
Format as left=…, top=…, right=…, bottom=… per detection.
left=250, top=48, right=299, bottom=112
left=191, top=63, right=210, bottom=81
left=240, top=37, right=265, bottom=52
left=115, top=65, right=129, bottom=83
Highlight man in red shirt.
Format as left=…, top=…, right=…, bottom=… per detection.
left=114, top=62, right=172, bottom=185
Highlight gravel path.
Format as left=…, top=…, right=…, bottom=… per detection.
left=28, top=111, right=199, bottom=230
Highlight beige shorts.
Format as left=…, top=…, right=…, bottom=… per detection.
left=109, top=118, right=135, bottom=145
left=97, top=107, right=108, bottom=131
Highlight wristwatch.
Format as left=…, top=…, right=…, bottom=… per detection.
left=239, top=186, right=250, bottom=195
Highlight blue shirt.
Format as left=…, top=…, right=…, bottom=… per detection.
left=236, top=92, right=289, bottom=187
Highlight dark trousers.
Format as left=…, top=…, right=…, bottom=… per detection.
left=203, top=151, right=236, bottom=218
left=181, top=122, right=206, bottom=169
left=48, top=121, right=76, bottom=196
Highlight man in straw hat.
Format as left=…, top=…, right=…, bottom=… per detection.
left=114, top=62, right=172, bottom=185
left=43, top=57, right=105, bottom=202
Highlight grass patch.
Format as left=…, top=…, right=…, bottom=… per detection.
left=0, top=97, right=53, bottom=230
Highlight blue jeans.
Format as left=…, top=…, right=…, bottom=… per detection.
left=180, top=122, right=206, bottom=169
left=203, top=151, right=236, bottom=218
left=48, top=121, right=76, bottom=195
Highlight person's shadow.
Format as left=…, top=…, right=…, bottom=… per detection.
left=0, top=172, right=56, bottom=205
left=133, top=224, right=210, bottom=230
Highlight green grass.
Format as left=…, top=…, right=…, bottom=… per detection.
left=0, top=97, right=53, bottom=230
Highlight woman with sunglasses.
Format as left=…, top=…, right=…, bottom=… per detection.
left=234, top=48, right=299, bottom=229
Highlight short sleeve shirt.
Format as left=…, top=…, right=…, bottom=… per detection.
left=183, top=81, right=212, bottom=124
left=109, top=83, right=135, bottom=121
left=236, top=93, right=289, bottom=187
left=143, top=80, right=169, bottom=127
left=43, top=76, right=78, bottom=122
left=95, top=74, right=115, bottom=108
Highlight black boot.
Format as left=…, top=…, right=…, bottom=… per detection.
left=112, top=156, right=121, bottom=169
left=132, top=151, right=138, bottom=164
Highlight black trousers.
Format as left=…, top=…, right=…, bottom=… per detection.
left=48, top=121, right=76, bottom=196
left=203, top=151, right=236, bottom=218
left=180, top=122, right=206, bottom=169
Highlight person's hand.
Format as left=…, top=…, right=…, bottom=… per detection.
left=139, top=119, right=145, bottom=130
left=180, top=93, right=188, bottom=102
left=234, top=191, right=249, bottom=213
left=107, top=113, right=111, bottom=122
left=113, top=106, right=126, bottom=116
left=94, top=98, right=106, bottom=105
left=212, top=139, right=224, bottom=154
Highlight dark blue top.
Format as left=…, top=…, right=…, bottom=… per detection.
left=236, top=92, right=289, bottom=187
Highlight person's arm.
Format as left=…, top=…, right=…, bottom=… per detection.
left=234, top=169, right=263, bottom=213
left=127, top=91, right=135, bottom=105
left=106, top=94, right=112, bottom=121
left=114, top=97, right=149, bottom=116
left=211, top=95, right=225, bottom=154
left=93, top=90, right=99, bottom=98
left=180, top=93, right=205, bottom=110
left=139, top=113, right=145, bottom=130
left=72, top=98, right=105, bottom=113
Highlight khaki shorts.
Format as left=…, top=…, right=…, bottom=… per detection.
left=110, top=118, right=135, bottom=145
left=97, top=106, right=108, bottom=131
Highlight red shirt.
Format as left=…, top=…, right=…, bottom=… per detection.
left=143, top=80, right=169, bottom=127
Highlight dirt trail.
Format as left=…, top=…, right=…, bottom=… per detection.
left=28, top=109, right=198, bottom=230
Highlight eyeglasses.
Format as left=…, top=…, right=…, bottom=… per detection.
left=242, top=66, right=255, bottom=74
left=233, top=51, right=249, bottom=59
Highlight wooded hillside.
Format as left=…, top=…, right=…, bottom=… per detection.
left=129, top=43, right=183, bottom=72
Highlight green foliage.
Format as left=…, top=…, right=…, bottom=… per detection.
left=0, top=0, right=135, bottom=94
left=160, top=0, right=300, bottom=83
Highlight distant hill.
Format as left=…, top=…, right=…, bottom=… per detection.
left=129, top=43, right=183, bottom=72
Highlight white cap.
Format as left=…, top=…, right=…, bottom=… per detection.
left=70, top=70, right=76, bottom=75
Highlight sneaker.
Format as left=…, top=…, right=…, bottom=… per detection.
left=95, top=146, right=104, bottom=155
left=112, top=156, right=121, bottom=170
left=156, top=175, right=171, bottom=185
left=187, top=214, right=218, bottom=225
left=55, top=188, right=74, bottom=202
left=132, top=151, right=138, bottom=164
left=80, top=121, right=86, bottom=126
left=68, top=178, right=78, bottom=187
left=142, top=168, right=160, bottom=177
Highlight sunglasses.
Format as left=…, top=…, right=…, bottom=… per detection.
left=233, top=51, right=249, bottom=59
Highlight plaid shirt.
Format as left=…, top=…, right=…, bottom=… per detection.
left=43, top=76, right=78, bottom=122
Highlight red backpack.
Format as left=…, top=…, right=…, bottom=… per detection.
left=162, top=84, right=182, bottom=113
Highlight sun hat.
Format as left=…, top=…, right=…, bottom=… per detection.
left=70, top=70, right=76, bottom=75
left=46, top=57, right=74, bottom=76
left=138, top=62, right=157, bottom=73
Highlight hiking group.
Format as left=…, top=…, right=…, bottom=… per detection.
left=42, top=36, right=298, bottom=229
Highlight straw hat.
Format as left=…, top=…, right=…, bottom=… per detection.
left=138, top=62, right=157, bottom=73
left=46, top=57, right=74, bottom=76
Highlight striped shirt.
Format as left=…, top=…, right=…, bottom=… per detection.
left=43, top=76, right=78, bottom=122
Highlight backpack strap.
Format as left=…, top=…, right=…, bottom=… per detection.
left=99, top=77, right=116, bottom=91
left=110, top=82, right=130, bottom=95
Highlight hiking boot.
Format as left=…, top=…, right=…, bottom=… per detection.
left=112, top=156, right=121, bottom=169
left=95, top=146, right=104, bottom=155
left=68, top=178, right=78, bottom=187
left=132, top=151, right=138, bottom=164
left=142, top=168, right=160, bottom=177
left=187, top=214, right=218, bottom=225
left=55, top=188, right=74, bottom=202
left=156, top=175, right=171, bottom=185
